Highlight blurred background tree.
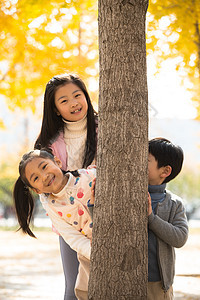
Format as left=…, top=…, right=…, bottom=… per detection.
left=168, top=169, right=200, bottom=219
left=0, top=160, right=19, bottom=218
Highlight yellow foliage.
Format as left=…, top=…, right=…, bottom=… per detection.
left=147, top=0, right=200, bottom=116
left=0, top=119, right=6, bottom=130
left=0, top=0, right=99, bottom=112
left=2, top=0, right=198, bottom=116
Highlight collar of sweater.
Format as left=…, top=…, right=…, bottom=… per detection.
left=148, top=183, right=166, bottom=211
left=63, top=114, right=87, bottom=139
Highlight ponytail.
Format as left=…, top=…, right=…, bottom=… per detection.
left=13, top=177, right=36, bottom=238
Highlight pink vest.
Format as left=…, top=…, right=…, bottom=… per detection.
left=51, top=132, right=68, bottom=171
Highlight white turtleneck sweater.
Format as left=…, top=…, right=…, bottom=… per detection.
left=63, top=115, right=87, bottom=171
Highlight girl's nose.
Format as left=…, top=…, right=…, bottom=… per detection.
left=71, top=99, right=78, bottom=107
left=43, top=174, right=49, bottom=184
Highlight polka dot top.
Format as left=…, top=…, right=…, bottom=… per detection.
left=41, top=168, right=96, bottom=240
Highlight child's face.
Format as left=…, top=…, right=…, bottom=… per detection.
left=148, top=153, right=165, bottom=185
left=54, top=83, right=88, bottom=122
left=25, top=157, right=68, bottom=194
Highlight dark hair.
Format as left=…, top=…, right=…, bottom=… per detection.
left=149, top=137, right=184, bottom=183
left=34, top=73, right=98, bottom=167
left=13, top=149, right=79, bottom=238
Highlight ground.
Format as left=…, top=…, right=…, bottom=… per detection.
left=0, top=226, right=199, bottom=299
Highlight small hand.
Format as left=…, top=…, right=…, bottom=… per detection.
left=87, top=164, right=96, bottom=169
left=148, top=192, right=152, bottom=216
left=90, top=178, right=96, bottom=205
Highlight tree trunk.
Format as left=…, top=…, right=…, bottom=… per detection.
left=89, top=0, right=149, bottom=299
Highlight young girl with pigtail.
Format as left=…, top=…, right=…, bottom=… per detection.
left=34, top=73, right=98, bottom=299
left=13, top=149, right=96, bottom=300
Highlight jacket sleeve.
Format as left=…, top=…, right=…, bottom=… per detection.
left=42, top=200, right=91, bottom=260
left=148, top=199, right=188, bottom=248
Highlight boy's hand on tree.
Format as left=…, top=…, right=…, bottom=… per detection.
left=148, top=192, right=152, bottom=216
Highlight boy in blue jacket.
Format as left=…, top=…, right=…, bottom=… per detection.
left=148, top=137, right=188, bottom=300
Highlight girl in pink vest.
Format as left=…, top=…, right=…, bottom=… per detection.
left=34, top=73, right=98, bottom=299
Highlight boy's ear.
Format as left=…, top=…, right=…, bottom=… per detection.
left=161, top=165, right=172, bottom=179
left=54, top=156, right=62, bottom=168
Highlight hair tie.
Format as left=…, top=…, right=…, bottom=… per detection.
left=24, top=185, right=28, bottom=191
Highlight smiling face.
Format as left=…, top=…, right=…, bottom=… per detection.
left=54, top=83, right=88, bottom=122
left=24, top=157, right=68, bottom=194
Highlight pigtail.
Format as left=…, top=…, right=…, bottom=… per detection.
left=13, top=177, right=36, bottom=238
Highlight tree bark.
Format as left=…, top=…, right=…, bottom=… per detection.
left=89, top=0, right=149, bottom=299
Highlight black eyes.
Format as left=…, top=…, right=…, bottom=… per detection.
left=59, top=93, right=82, bottom=104
left=34, top=176, right=38, bottom=182
left=61, top=99, right=68, bottom=104
left=75, top=93, right=81, bottom=98
left=32, top=163, right=48, bottom=182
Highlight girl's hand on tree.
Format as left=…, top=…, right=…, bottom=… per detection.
left=87, top=164, right=96, bottom=169
left=90, top=178, right=96, bottom=205
left=148, top=192, right=152, bottom=216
